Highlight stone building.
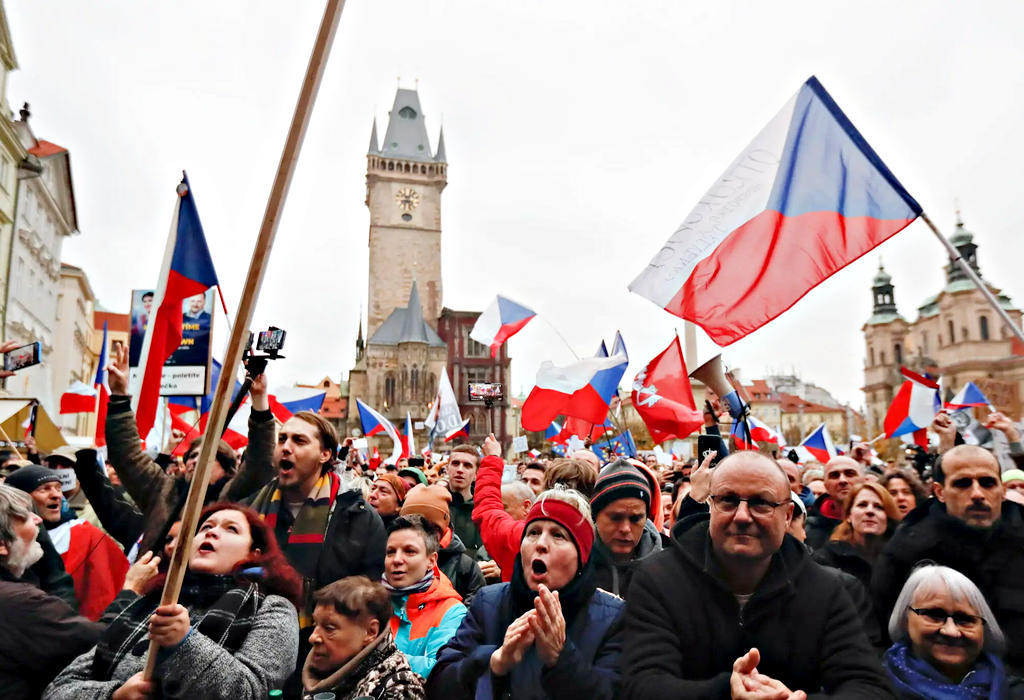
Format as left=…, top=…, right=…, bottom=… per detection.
left=0, top=6, right=28, bottom=325
left=862, top=214, right=1024, bottom=436
left=347, top=87, right=509, bottom=451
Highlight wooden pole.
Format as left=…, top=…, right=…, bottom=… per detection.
left=0, top=421, right=22, bottom=460
left=142, top=0, right=348, bottom=679
left=921, top=212, right=1024, bottom=346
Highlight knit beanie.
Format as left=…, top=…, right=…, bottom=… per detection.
left=522, top=495, right=595, bottom=567
left=590, top=462, right=652, bottom=517
left=401, top=484, right=451, bottom=533
left=1004, top=469, right=1024, bottom=485
left=375, top=473, right=408, bottom=502
left=398, top=467, right=428, bottom=487
left=5, top=465, right=61, bottom=494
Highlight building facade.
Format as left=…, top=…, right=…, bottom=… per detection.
left=347, top=87, right=507, bottom=452
left=4, top=109, right=78, bottom=411
left=863, top=215, right=1024, bottom=437
left=0, top=6, right=28, bottom=331
left=51, top=263, right=95, bottom=437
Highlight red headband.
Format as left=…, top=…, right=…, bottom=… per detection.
left=523, top=497, right=594, bottom=566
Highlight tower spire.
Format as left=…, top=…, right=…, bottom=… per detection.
left=435, top=125, right=446, bottom=162
left=368, top=116, right=379, bottom=155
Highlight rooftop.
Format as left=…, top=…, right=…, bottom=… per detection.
left=368, top=282, right=446, bottom=347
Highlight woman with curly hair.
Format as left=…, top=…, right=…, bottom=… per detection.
left=45, top=503, right=301, bottom=700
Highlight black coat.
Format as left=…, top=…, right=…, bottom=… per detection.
left=813, top=539, right=875, bottom=591
left=623, top=513, right=893, bottom=698
left=438, top=530, right=486, bottom=605
left=591, top=522, right=663, bottom=599
left=872, top=499, right=1024, bottom=673
left=805, top=493, right=842, bottom=550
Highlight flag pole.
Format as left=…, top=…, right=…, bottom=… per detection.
left=920, top=212, right=1024, bottom=346
left=142, top=0, right=348, bottom=679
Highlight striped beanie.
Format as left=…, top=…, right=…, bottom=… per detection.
left=591, top=461, right=652, bottom=517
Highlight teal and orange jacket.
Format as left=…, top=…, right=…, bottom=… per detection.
left=389, top=567, right=467, bottom=677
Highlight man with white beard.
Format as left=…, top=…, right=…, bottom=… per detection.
left=0, top=484, right=103, bottom=697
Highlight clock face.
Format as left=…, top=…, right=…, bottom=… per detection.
left=395, top=187, right=420, bottom=213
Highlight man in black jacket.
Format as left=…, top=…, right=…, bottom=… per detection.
left=872, top=444, right=1024, bottom=673
left=624, top=451, right=892, bottom=698
left=805, top=456, right=864, bottom=549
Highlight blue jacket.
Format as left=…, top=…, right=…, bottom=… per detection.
left=427, top=582, right=624, bottom=699
left=391, top=570, right=467, bottom=677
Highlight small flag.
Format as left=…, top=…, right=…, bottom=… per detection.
left=630, top=335, right=704, bottom=443
left=799, top=423, right=838, bottom=463
left=946, top=381, right=991, bottom=410
left=470, top=295, right=536, bottom=358
left=402, top=412, right=415, bottom=459
left=60, top=381, right=98, bottom=414
left=355, top=399, right=402, bottom=465
left=884, top=367, right=941, bottom=439
left=94, top=322, right=110, bottom=447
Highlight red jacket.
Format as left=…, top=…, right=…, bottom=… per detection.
left=50, top=519, right=129, bottom=620
left=470, top=455, right=524, bottom=582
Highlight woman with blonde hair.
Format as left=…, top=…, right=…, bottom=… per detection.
left=813, top=481, right=901, bottom=590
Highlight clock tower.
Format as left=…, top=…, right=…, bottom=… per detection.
left=365, top=88, right=447, bottom=336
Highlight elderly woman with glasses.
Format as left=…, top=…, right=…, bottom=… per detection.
left=884, top=564, right=1013, bottom=698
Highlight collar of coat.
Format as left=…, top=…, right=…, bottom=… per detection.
left=302, top=628, right=396, bottom=695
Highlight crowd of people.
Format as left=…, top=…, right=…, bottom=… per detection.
left=3, top=348, right=1024, bottom=698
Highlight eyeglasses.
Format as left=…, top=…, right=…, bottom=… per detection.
left=908, top=606, right=985, bottom=629
left=708, top=494, right=788, bottom=517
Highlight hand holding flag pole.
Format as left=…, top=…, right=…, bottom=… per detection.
left=142, top=0, right=348, bottom=680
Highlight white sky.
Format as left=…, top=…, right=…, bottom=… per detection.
left=7, top=1, right=1024, bottom=410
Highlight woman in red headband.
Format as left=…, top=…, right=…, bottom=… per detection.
left=427, top=488, right=625, bottom=699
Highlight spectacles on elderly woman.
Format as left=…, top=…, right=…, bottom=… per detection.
left=708, top=494, right=787, bottom=517
left=908, top=606, right=985, bottom=630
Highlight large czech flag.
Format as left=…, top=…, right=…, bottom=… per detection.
left=521, top=352, right=628, bottom=432
left=630, top=76, right=922, bottom=345
left=470, top=295, right=536, bottom=358
left=134, top=174, right=219, bottom=437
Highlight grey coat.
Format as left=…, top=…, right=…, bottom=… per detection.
left=43, top=594, right=298, bottom=700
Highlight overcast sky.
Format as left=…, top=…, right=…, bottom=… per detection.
left=7, top=1, right=1024, bottom=410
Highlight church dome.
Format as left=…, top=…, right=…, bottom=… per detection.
left=951, top=211, right=974, bottom=246
left=872, top=262, right=891, bottom=287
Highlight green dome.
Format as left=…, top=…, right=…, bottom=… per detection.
left=951, top=212, right=974, bottom=246
left=872, top=262, right=891, bottom=287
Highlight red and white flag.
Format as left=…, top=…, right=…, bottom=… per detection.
left=631, top=335, right=704, bottom=444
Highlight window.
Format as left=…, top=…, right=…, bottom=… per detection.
left=411, top=366, right=419, bottom=399
left=880, top=351, right=886, bottom=365
left=980, top=316, right=990, bottom=341
left=921, top=332, right=928, bottom=353
left=466, top=367, right=489, bottom=385
left=466, top=332, right=488, bottom=358
left=962, top=326, right=969, bottom=342
left=384, top=374, right=396, bottom=408
left=0, top=156, right=9, bottom=192
left=869, top=347, right=875, bottom=366
left=894, top=343, right=902, bottom=364
left=948, top=320, right=955, bottom=344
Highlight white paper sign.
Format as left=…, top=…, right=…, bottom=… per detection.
left=567, top=436, right=585, bottom=453
left=56, top=468, right=77, bottom=493
left=352, top=438, right=368, bottom=450
left=512, top=436, right=529, bottom=453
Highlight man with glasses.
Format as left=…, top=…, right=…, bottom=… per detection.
left=873, top=444, right=1024, bottom=673
left=623, top=451, right=892, bottom=698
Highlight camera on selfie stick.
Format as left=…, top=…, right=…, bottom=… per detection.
left=223, top=327, right=287, bottom=435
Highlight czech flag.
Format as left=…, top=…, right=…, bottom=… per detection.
left=731, top=416, right=780, bottom=451
left=885, top=367, right=941, bottom=439
left=799, top=423, right=838, bottom=463
left=946, top=381, right=990, bottom=410
left=521, top=351, right=628, bottom=432
left=60, top=381, right=97, bottom=415
left=470, top=295, right=536, bottom=358
left=135, top=174, right=219, bottom=437
left=544, top=421, right=563, bottom=442
left=630, top=76, right=921, bottom=346
left=355, top=399, right=402, bottom=464
left=444, top=418, right=470, bottom=442
left=94, top=322, right=110, bottom=447
left=401, top=412, right=415, bottom=459
left=269, top=386, right=327, bottom=423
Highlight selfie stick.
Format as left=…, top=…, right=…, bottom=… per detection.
left=143, top=0, right=348, bottom=680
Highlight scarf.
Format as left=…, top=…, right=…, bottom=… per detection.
left=302, top=628, right=396, bottom=696
left=91, top=571, right=264, bottom=681
left=819, top=496, right=843, bottom=521
left=381, top=568, right=434, bottom=597
left=250, top=471, right=340, bottom=580
left=883, top=641, right=1006, bottom=700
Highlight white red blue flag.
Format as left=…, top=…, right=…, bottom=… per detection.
left=401, top=412, right=415, bottom=459
left=470, top=295, right=536, bottom=358
left=731, top=416, right=781, bottom=451
left=268, top=386, right=327, bottom=423
left=94, top=322, right=110, bottom=446
left=884, top=368, right=940, bottom=440
left=946, top=382, right=991, bottom=410
left=799, top=423, right=838, bottom=463
left=355, top=399, right=402, bottom=464
left=521, top=349, right=628, bottom=432
left=59, top=381, right=97, bottom=415
left=134, top=174, right=219, bottom=437
left=630, top=76, right=921, bottom=345
left=543, top=421, right=563, bottom=442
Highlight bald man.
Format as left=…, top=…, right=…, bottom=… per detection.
left=624, top=452, right=891, bottom=698
left=805, top=456, right=864, bottom=549
left=873, top=444, right=1024, bottom=673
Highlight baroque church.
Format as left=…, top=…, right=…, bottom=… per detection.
left=345, top=88, right=512, bottom=449
left=862, top=214, right=1024, bottom=436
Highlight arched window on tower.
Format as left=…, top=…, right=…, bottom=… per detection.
left=384, top=374, right=396, bottom=409
left=869, top=347, right=875, bottom=366
left=962, top=326, right=969, bottom=342
left=880, top=351, right=886, bottom=365
left=948, top=320, right=955, bottom=344
left=411, top=366, right=419, bottom=400
left=980, top=316, right=990, bottom=341
left=894, top=343, right=903, bottom=364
